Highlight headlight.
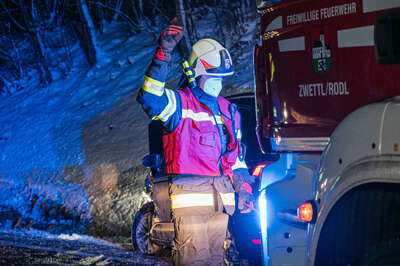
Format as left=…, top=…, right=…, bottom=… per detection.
left=258, top=189, right=268, bottom=236
left=258, top=189, right=270, bottom=264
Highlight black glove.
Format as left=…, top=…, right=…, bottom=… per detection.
left=238, top=189, right=255, bottom=213
left=154, top=18, right=184, bottom=62
left=232, top=168, right=256, bottom=192
left=233, top=169, right=256, bottom=213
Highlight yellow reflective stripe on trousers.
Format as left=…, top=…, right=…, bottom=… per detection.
left=153, top=89, right=177, bottom=122
left=219, top=192, right=235, bottom=206
left=143, top=75, right=165, bottom=96
left=171, top=193, right=214, bottom=209
left=182, top=109, right=224, bottom=125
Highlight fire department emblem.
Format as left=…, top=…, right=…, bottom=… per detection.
left=225, top=59, right=231, bottom=69
left=312, top=28, right=332, bottom=76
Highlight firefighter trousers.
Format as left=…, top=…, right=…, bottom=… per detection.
left=169, top=176, right=235, bottom=266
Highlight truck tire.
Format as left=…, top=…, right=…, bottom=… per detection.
left=315, top=183, right=400, bottom=266
left=131, top=202, right=161, bottom=254
left=358, top=239, right=400, bottom=266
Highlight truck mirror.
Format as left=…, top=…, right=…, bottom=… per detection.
left=374, top=11, right=400, bottom=65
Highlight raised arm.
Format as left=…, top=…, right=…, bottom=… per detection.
left=137, top=19, right=184, bottom=132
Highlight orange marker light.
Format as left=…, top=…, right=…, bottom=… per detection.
left=252, top=164, right=267, bottom=176
left=298, top=202, right=314, bottom=222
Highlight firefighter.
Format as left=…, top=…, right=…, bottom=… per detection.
left=137, top=19, right=254, bottom=265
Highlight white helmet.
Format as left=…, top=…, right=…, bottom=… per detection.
left=188, top=39, right=234, bottom=78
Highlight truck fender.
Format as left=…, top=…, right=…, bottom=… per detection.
left=308, top=158, right=400, bottom=265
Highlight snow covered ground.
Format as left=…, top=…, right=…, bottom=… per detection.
left=0, top=3, right=258, bottom=249
left=0, top=22, right=159, bottom=239
left=0, top=229, right=170, bottom=265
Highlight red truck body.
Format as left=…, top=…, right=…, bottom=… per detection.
left=254, top=0, right=400, bottom=151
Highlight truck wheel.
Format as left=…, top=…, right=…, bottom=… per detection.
left=358, top=239, right=400, bottom=266
left=315, top=183, right=400, bottom=266
left=131, top=202, right=160, bottom=254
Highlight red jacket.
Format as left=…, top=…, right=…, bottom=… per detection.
left=163, top=87, right=241, bottom=177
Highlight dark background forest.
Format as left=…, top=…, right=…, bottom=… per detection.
left=0, top=0, right=257, bottom=95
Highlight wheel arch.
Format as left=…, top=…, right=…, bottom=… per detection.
left=309, top=158, right=400, bottom=265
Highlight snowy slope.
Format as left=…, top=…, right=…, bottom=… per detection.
left=0, top=23, right=159, bottom=237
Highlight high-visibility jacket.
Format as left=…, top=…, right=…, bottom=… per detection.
left=137, top=58, right=247, bottom=178
left=163, top=87, right=241, bottom=177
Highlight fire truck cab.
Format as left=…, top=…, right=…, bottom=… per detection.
left=254, top=0, right=400, bottom=265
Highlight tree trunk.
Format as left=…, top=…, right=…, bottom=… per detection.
left=45, top=0, right=57, bottom=25
left=174, top=0, right=192, bottom=55
left=77, top=0, right=99, bottom=64
left=112, top=0, right=124, bottom=21
left=17, top=0, right=52, bottom=84
left=130, top=0, right=142, bottom=25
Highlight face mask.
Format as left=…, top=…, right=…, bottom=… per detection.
left=202, top=77, right=222, bottom=97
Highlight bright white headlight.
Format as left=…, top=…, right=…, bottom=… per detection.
left=258, top=189, right=270, bottom=264
left=258, top=189, right=267, bottom=236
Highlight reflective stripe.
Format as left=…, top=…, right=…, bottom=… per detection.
left=269, top=53, right=275, bottom=82
left=270, top=137, right=330, bottom=152
left=219, top=192, right=235, bottom=206
left=171, top=193, right=214, bottom=209
left=278, top=36, right=306, bottom=52
left=143, top=76, right=165, bottom=96
left=153, top=89, right=177, bottom=122
left=266, top=16, right=282, bottom=31
left=214, top=115, right=224, bottom=125
left=182, top=109, right=210, bottom=122
left=236, top=129, right=242, bottom=139
left=182, top=109, right=224, bottom=125
left=337, top=25, right=374, bottom=48
left=363, top=0, right=400, bottom=13
left=232, top=157, right=248, bottom=170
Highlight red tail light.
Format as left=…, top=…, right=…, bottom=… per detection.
left=298, top=202, right=314, bottom=222
left=252, top=164, right=267, bottom=176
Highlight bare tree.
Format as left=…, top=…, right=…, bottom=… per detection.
left=18, top=0, right=53, bottom=83
left=77, top=0, right=99, bottom=64
left=89, top=0, right=105, bottom=34
left=112, top=0, right=124, bottom=21
left=174, top=0, right=192, bottom=53
left=90, top=1, right=137, bottom=31
left=130, top=0, right=142, bottom=25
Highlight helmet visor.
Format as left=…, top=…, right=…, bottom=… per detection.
left=205, top=49, right=234, bottom=76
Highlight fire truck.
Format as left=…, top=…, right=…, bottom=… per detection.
left=253, top=0, right=400, bottom=265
